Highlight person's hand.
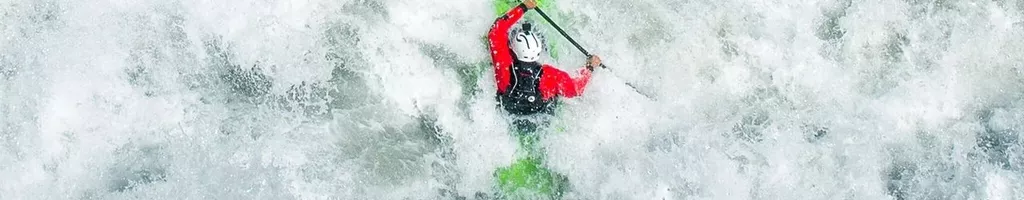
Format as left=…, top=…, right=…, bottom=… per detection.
left=523, top=0, right=538, bottom=9
left=586, top=55, right=602, bottom=71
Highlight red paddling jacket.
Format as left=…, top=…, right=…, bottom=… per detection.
left=488, top=4, right=593, bottom=115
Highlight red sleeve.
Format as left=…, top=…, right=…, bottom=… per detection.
left=489, top=5, right=527, bottom=94
left=539, top=65, right=592, bottom=100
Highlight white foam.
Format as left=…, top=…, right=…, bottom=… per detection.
left=2, top=0, right=1024, bottom=199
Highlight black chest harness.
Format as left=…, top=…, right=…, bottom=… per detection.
left=499, top=61, right=556, bottom=115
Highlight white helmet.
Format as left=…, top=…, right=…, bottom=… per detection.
left=510, top=22, right=543, bottom=62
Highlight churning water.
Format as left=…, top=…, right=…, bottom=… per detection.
left=2, top=0, right=1024, bottom=199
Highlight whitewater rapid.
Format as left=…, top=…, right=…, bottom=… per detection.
left=2, top=0, right=1024, bottom=199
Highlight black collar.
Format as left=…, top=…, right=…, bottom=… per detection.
left=512, top=60, right=542, bottom=72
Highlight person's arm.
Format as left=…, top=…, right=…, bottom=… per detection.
left=540, top=55, right=601, bottom=99
left=488, top=4, right=529, bottom=94
left=540, top=65, right=592, bottom=99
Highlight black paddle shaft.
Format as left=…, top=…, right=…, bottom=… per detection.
left=531, top=6, right=655, bottom=99
left=534, top=8, right=606, bottom=69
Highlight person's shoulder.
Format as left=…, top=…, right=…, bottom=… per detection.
left=540, top=63, right=560, bottom=70
left=540, top=63, right=558, bottom=71
left=540, top=64, right=569, bottom=75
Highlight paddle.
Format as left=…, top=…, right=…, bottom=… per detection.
left=533, top=7, right=656, bottom=100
